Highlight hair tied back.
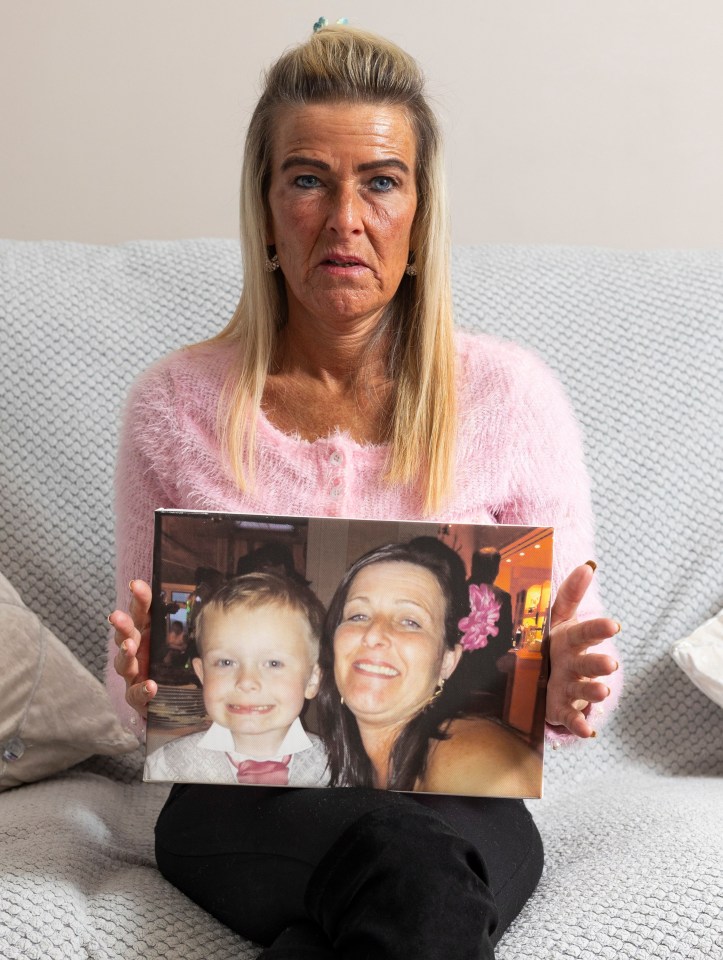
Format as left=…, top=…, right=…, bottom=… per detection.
left=313, top=16, right=349, bottom=33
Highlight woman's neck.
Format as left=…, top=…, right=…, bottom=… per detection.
left=273, top=309, right=389, bottom=386
left=356, top=720, right=406, bottom=789
left=263, top=313, right=394, bottom=444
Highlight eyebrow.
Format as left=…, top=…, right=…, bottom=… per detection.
left=358, top=159, right=411, bottom=174
left=280, top=155, right=411, bottom=175
left=346, top=594, right=432, bottom=615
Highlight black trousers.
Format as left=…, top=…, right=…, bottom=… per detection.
left=155, top=785, right=543, bottom=959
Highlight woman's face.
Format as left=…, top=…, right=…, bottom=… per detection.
left=266, top=102, right=418, bottom=332
left=333, top=561, right=461, bottom=730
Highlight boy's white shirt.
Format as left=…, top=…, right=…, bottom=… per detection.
left=198, top=716, right=315, bottom=761
left=143, top=716, right=330, bottom=785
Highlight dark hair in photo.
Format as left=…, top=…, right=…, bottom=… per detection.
left=317, top=539, right=468, bottom=790
left=470, top=546, right=502, bottom=585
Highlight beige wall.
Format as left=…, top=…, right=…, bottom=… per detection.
left=2, top=0, right=722, bottom=247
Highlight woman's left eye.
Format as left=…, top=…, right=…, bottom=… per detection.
left=369, top=176, right=396, bottom=192
left=401, top=618, right=422, bottom=629
left=264, top=659, right=284, bottom=668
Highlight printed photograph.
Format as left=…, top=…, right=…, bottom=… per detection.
left=145, top=510, right=554, bottom=798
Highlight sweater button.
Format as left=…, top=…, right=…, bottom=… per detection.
left=330, top=450, right=343, bottom=465
left=2, top=736, right=25, bottom=762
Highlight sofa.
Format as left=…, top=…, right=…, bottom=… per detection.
left=1, top=240, right=721, bottom=959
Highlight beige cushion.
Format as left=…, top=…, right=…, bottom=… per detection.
left=0, top=572, right=138, bottom=791
left=671, top=609, right=723, bottom=710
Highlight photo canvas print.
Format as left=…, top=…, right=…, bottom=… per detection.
left=144, top=510, right=553, bottom=798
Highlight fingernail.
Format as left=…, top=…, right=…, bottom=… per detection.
left=107, top=613, right=114, bottom=625
left=585, top=560, right=597, bottom=573
left=142, top=683, right=150, bottom=696
left=129, top=580, right=136, bottom=593
left=589, top=730, right=597, bottom=738
left=615, top=621, right=622, bottom=634
left=120, top=641, right=128, bottom=653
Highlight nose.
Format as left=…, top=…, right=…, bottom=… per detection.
left=235, top=666, right=261, bottom=691
left=325, top=182, right=364, bottom=237
left=361, top=616, right=390, bottom=649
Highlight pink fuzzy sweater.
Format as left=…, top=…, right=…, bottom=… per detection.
left=109, top=330, right=622, bottom=742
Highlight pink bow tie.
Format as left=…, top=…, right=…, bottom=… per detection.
left=226, top=753, right=292, bottom=786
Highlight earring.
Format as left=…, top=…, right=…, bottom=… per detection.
left=265, top=253, right=280, bottom=272
left=426, top=679, right=444, bottom=708
left=405, top=258, right=417, bottom=277
left=340, top=696, right=345, bottom=707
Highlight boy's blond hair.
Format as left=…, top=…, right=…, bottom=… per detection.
left=193, top=572, right=325, bottom=660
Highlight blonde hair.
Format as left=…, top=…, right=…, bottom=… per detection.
left=213, top=25, right=456, bottom=515
left=193, top=572, right=325, bottom=661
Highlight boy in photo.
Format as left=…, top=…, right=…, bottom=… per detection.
left=145, top=572, right=329, bottom=786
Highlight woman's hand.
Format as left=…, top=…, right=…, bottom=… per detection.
left=546, top=563, right=620, bottom=739
left=109, top=579, right=157, bottom=719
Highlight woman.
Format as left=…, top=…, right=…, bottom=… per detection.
left=318, top=539, right=542, bottom=797
left=110, top=24, right=621, bottom=959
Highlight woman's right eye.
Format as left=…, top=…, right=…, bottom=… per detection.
left=295, top=174, right=322, bottom=189
left=214, top=658, right=234, bottom=667
left=345, top=612, right=368, bottom=623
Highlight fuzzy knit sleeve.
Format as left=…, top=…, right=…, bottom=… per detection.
left=458, top=334, right=623, bottom=745
left=106, top=352, right=185, bottom=731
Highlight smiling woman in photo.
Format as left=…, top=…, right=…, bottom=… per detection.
left=318, top=539, right=542, bottom=796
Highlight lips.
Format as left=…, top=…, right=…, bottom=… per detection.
left=319, top=252, right=370, bottom=269
left=226, top=704, right=274, bottom=714
left=352, top=659, right=400, bottom=678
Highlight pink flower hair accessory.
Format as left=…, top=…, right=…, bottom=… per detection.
left=458, top=583, right=502, bottom=651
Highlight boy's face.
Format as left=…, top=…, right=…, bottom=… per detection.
left=193, top=603, right=320, bottom=757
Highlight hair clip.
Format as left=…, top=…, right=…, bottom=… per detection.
left=313, top=16, right=349, bottom=33
left=458, top=583, right=501, bottom=651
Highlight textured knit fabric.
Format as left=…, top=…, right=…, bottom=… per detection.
left=144, top=728, right=330, bottom=786
left=3, top=241, right=723, bottom=960
left=110, top=331, right=622, bottom=742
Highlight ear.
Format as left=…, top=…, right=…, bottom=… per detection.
left=440, top=643, right=463, bottom=681
left=265, top=198, right=275, bottom=246
left=304, top=662, right=321, bottom=700
left=192, top=657, right=205, bottom=685
left=409, top=211, right=421, bottom=256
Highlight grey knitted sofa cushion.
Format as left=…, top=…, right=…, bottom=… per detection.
left=1, top=241, right=721, bottom=959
